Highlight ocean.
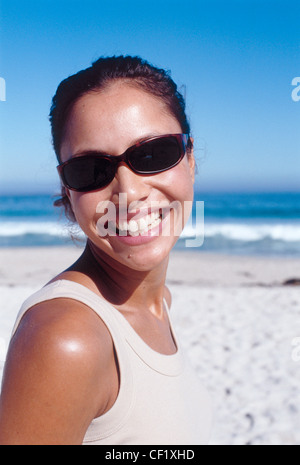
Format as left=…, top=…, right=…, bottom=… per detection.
left=0, top=192, right=300, bottom=256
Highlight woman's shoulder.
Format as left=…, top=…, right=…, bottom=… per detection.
left=9, top=291, right=115, bottom=392
left=0, top=295, right=116, bottom=444
left=16, top=266, right=116, bottom=359
left=15, top=293, right=113, bottom=354
left=12, top=271, right=115, bottom=376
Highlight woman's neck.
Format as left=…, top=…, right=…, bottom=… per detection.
left=78, top=240, right=169, bottom=318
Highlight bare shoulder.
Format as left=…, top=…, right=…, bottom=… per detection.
left=0, top=298, right=116, bottom=444
left=11, top=297, right=114, bottom=372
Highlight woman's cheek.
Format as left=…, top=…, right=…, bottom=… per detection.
left=68, top=192, right=98, bottom=229
left=163, top=162, right=194, bottom=202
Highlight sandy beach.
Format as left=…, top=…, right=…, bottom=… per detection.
left=0, top=246, right=300, bottom=445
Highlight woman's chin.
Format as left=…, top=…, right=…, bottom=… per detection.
left=89, top=232, right=177, bottom=273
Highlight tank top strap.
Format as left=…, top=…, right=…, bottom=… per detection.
left=12, top=280, right=125, bottom=341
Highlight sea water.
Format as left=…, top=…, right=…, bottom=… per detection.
left=0, top=192, right=300, bottom=256
left=187, top=191, right=300, bottom=256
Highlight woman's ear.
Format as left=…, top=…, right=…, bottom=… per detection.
left=65, top=187, right=75, bottom=212
left=65, top=186, right=71, bottom=202
left=188, top=137, right=196, bottom=184
left=63, top=186, right=76, bottom=222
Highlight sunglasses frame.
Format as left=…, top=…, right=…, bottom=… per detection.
left=57, top=133, right=189, bottom=192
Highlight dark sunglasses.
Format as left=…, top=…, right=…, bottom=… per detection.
left=57, top=133, right=189, bottom=192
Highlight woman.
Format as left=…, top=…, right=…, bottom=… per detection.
left=0, top=56, right=212, bottom=445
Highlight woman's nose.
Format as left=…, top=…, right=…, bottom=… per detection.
left=111, top=163, right=151, bottom=205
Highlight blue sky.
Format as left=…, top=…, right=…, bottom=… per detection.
left=0, top=0, right=299, bottom=194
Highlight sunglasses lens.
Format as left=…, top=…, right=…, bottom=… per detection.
left=62, top=156, right=114, bottom=192
left=59, top=135, right=187, bottom=192
left=129, top=136, right=183, bottom=173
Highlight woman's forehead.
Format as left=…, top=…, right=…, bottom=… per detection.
left=60, top=85, right=181, bottom=160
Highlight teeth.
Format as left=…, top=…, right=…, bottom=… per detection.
left=138, top=217, right=147, bottom=231
left=117, top=211, right=161, bottom=236
left=128, top=220, right=139, bottom=233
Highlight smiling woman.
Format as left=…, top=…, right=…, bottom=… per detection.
left=0, top=55, right=212, bottom=445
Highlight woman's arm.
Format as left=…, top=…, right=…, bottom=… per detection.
left=0, top=298, right=117, bottom=445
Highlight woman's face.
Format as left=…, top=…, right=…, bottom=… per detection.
left=60, top=82, right=195, bottom=271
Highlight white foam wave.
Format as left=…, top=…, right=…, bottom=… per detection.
left=0, top=221, right=83, bottom=238
left=0, top=220, right=299, bottom=244
left=182, top=222, right=300, bottom=243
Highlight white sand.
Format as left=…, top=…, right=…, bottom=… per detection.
left=0, top=246, right=300, bottom=445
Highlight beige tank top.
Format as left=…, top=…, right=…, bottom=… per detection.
left=11, top=279, right=212, bottom=445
